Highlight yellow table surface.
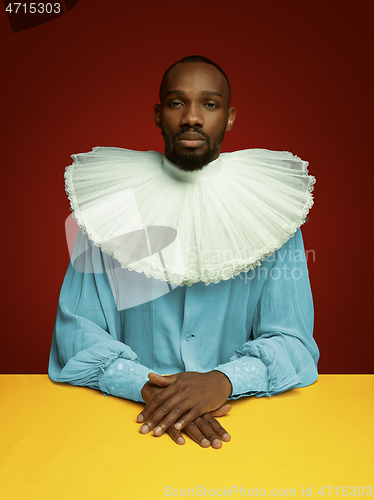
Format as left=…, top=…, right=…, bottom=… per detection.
left=0, top=375, right=373, bottom=500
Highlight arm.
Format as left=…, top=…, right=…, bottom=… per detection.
left=48, top=229, right=152, bottom=402
left=217, top=227, right=319, bottom=397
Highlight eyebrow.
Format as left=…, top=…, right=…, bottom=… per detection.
left=165, top=90, right=223, bottom=98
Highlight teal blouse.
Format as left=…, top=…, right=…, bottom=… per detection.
left=48, top=228, right=319, bottom=402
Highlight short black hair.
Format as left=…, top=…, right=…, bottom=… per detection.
left=159, top=55, right=231, bottom=103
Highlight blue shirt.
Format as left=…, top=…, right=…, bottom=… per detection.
left=48, top=227, right=319, bottom=402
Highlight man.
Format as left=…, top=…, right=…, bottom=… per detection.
left=49, top=55, right=319, bottom=449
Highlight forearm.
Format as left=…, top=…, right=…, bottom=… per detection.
left=236, top=228, right=319, bottom=395
left=98, top=357, right=156, bottom=402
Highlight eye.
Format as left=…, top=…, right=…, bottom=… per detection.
left=170, top=101, right=183, bottom=108
left=205, top=102, right=217, bottom=109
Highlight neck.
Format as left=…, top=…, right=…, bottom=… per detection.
left=164, top=150, right=221, bottom=172
left=161, top=154, right=223, bottom=183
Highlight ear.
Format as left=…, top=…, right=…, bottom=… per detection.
left=225, top=106, right=236, bottom=131
left=154, top=103, right=161, bottom=129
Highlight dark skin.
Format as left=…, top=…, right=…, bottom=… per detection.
left=137, top=62, right=237, bottom=449
left=155, top=62, right=236, bottom=170
left=141, top=376, right=232, bottom=448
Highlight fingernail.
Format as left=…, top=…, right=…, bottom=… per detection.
left=212, top=439, right=222, bottom=448
left=174, top=423, right=182, bottom=430
left=140, top=424, right=149, bottom=434
left=137, top=414, right=144, bottom=423
left=222, top=433, right=231, bottom=441
left=153, top=426, right=162, bottom=436
left=201, top=438, right=210, bottom=447
left=177, top=437, right=185, bottom=445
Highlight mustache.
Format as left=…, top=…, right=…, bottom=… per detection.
left=173, top=128, right=210, bottom=142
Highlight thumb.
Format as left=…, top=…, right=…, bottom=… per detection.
left=148, top=372, right=177, bottom=387
left=210, top=404, right=232, bottom=417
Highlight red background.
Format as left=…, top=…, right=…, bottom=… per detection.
left=1, top=0, right=373, bottom=374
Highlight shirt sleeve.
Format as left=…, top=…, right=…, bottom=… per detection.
left=215, top=228, right=319, bottom=398
left=215, top=356, right=268, bottom=398
left=48, top=229, right=152, bottom=402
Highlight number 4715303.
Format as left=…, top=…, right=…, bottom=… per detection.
left=318, top=486, right=372, bottom=496
left=5, top=3, right=61, bottom=14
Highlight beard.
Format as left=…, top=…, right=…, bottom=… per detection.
left=162, top=125, right=227, bottom=171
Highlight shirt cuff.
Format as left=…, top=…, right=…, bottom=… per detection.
left=215, top=356, right=268, bottom=399
left=98, top=357, right=156, bottom=402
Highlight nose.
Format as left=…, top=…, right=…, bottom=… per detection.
left=180, top=103, right=203, bottom=128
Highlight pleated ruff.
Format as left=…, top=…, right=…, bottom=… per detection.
left=65, top=147, right=315, bottom=286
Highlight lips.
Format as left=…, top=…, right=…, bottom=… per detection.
left=178, top=133, right=206, bottom=140
left=177, top=132, right=206, bottom=148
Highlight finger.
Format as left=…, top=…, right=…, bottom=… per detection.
left=193, top=416, right=224, bottom=449
left=210, top=404, right=232, bottom=417
left=137, top=384, right=177, bottom=423
left=167, top=426, right=185, bottom=446
left=201, top=413, right=231, bottom=442
left=140, top=395, right=190, bottom=434
left=152, top=398, right=194, bottom=436
left=173, top=405, right=204, bottom=431
left=148, top=373, right=177, bottom=387
left=183, top=421, right=211, bottom=448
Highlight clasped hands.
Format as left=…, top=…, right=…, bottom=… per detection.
left=138, top=370, right=232, bottom=449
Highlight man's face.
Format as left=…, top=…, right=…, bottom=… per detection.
left=154, top=62, right=236, bottom=171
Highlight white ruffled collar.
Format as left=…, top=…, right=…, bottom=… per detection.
left=65, top=147, right=315, bottom=286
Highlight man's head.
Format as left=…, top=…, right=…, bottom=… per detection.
left=155, top=55, right=236, bottom=171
